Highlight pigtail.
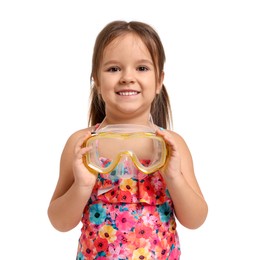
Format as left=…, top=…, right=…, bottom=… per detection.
left=151, top=84, right=172, bottom=130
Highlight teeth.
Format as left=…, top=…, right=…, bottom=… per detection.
left=118, top=91, right=138, bottom=96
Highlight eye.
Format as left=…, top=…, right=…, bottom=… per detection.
left=137, top=66, right=149, bottom=72
left=107, top=66, right=120, bottom=72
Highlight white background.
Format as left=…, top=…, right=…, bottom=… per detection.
left=0, top=0, right=262, bottom=259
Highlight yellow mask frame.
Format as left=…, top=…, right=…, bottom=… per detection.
left=82, top=131, right=168, bottom=175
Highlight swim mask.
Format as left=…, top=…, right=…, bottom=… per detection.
left=82, top=124, right=168, bottom=175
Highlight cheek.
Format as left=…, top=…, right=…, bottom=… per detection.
left=100, top=74, right=117, bottom=88
left=97, top=78, right=111, bottom=94
left=145, top=78, right=159, bottom=93
left=98, top=80, right=116, bottom=102
left=99, top=84, right=114, bottom=96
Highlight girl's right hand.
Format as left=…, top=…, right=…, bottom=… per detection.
left=72, top=131, right=97, bottom=188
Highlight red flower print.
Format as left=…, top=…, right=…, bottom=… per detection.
left=103, top=188, right=118, bottom=203
left=94, top=237, right=108, bottom=252
left=85, top=247, right=94, bottom=256
left=141, top=178, right=153, bottom=194
left=80, top=236, right=95, bottom=256
left=118, top=190, right=132, bottom=203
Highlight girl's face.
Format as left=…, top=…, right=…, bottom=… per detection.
left=96, top=33, right=163, bottom=122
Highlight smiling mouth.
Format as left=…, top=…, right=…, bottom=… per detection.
left=117, top=91, right=140, bottom=96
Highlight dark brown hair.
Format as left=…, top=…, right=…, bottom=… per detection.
left=88, top=20, right=173, bottom=129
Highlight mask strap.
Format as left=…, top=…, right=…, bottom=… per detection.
left=96, top=115, right=157, bottom=132
left=148, top=114, right=159, bottom=132
left=95, top=117, right=107, bottom=133
left=149, top=114, right=154, bottom=124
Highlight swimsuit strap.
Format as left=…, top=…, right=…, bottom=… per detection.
left=94, top=123, right=100, bottom=131
left=90, top=123, right=101, bottom=134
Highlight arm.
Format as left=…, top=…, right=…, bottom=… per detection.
left=157, top=129, right=208, bottom=229
left=47, top=129, right=97, bottom=232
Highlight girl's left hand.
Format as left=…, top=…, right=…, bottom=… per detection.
left=156, top=129, right=182, bottom=180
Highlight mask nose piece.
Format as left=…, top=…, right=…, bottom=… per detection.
left=115, top=154, right=136, bottom=179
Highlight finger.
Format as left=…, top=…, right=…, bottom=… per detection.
left=156, top=129, right=176, bottom=148
left=156, top=130, right=179, bottom=158
left=79, top=131, right=92, bottom=147
left=73, top=133, right=92, bottom=161
left=74, top=131, right=92, bottom=153
left=75, top=145, right=93, bottom=162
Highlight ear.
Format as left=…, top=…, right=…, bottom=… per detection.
left=97, top=85, right=101, bottom=94
left=92, top=77, right=101, bottom=94
left=156, top=71, right=164, bottom=94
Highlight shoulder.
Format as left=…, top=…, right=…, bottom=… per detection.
left=67, top=126, right=94, bottom=141
left=63, top=126, right=95, bottom=152
left=166, top=129, right=189, bottom=149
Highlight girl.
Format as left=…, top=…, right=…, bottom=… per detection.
left=48, top=20, right=208, bottom=260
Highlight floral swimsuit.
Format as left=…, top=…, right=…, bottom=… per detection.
left=76, top=144, right=181, bottom=260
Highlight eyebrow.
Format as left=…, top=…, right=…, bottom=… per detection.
left=137, top=59, right=154, bottom=66
left=102, top=59, right=154, bottom=67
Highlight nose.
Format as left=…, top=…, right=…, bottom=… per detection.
left=120, top=69, right=135, bottom=84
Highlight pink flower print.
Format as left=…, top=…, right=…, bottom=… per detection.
left=151, top=173, right=164, bottom=190
left=115, top=211, right=136, bottom=231
left=135, top=224, right=153, bottom=238
left=157, top=226, right=168, bottom=241
left=169, top=246, right=181, bottom=259
left=116, top=231, right=129, bottom=245
left=167, top=233, right=175, bottom=248
left=108, top=243, right=128, bottom=259
left=155, top=238, right=169, bottom=259
left=128, top=237, right=151, bottom=255
left=141, top=210, right=158, bottom=226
